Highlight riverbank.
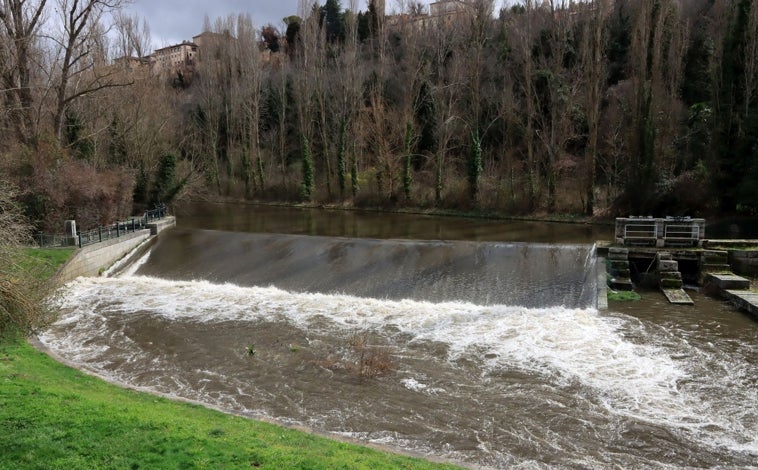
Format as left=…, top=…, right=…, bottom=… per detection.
left=1, top=337, right=459, bottom=469
left=191, top=196, right=613, bottom=226
left=1, top=249, right=460, bottom=469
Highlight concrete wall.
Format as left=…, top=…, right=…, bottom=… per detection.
left=730, top=250, right=758, bottom=277
left=54, top=216, right=176, bottom=284
left=55, top=231, right=151, bottom=284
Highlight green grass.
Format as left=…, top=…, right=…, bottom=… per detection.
left=0, top=338, right=458, bottom=470
left=19, top=248, right=75, bottom=280
left=1, top=248, right=460, bottom=470
left=607, top=290, right=642, bottom=302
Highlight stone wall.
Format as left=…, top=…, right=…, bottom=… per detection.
left=729, top=250, right=758, bottom=277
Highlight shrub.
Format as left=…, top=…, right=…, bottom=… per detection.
left=346, top=331, right=395, bottom=382
left=0, top=181, right=58, bottom=337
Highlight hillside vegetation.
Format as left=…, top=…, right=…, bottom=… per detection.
left=2, top=0, right=757, bottom=232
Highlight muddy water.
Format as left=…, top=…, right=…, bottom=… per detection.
left=39, top=204, right=758, bottom=468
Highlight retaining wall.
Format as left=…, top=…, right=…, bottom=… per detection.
left=729, top=250, right=758, bottom=277
left=55, top=216, right=176, bottom=284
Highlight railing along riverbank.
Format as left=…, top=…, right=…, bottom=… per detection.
left=35, top=206, right=169, bottom=248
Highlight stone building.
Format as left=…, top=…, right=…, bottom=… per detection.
left=150, top=41, right=198, bottom=75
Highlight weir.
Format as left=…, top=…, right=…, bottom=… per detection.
left=40, top=210, right=758, bottom=468
left=136, top=229, right=598, bottom=309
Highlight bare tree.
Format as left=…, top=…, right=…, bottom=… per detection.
left=426, top=15, right=465, bottom=205
left=113, top=12, right=151, bottom=59
left=335, top=1, right=362, bottom=199
left=743, top=0, right=758, bottom=119
left=581, top=0, right=609, bottom=215
left=49, top=0, right=131, bottom=142
left=516, top=0, right=540, bottom=209
left=0, top=0, right=47, bottom=145
left=232, top=13, right=265, bottom=194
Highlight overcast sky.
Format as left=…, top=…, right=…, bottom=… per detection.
left=124, top=1, right=509, bottom=49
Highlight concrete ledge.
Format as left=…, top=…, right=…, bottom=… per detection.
left=724, top=290, right=758, bottom=319
left=597, top=257, right=608, bottom=310
left=55, top=230, right=151, bottom=284
left=147, top=216, right=176, bottom=235
left=53, top=216, right=176, bottom=285
left=703, top=273, right=751, bottom=291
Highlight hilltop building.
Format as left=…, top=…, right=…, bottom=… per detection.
left=150, top=41, right=198, bottom=75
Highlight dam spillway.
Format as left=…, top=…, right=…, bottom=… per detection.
left=133, top=229, right=598, bottom=308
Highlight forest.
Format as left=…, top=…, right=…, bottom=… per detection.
left=1, top=0, right=758, bottom=233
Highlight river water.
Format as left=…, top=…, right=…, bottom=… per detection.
left=40, top=203, right=758, bottom=468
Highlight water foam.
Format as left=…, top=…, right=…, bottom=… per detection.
left=40, top=275, right=758, bottom=459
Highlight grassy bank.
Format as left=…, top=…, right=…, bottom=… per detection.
left=1, top=249, right=460, bottom=469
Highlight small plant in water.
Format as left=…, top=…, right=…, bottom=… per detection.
left=347, top=331, right=395, bottom=382
left=245, top=344, right=256, bottom=357
left=607, top=290, right=641, bottom=302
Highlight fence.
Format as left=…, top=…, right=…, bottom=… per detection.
left=35, top=205, right=168, bottom=249
left=614, top=217, right=705, bottom=247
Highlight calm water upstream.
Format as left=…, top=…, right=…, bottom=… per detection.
left=40, top=203, right=758, bottom=468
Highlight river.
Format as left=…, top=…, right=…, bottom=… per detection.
left=39, top=203, right=758, bottom=468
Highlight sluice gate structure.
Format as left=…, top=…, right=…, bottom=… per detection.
left=601, top=217, right=758, bottom=318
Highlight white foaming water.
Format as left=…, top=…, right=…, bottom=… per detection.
left=101, top=241, right=151, bottom=278
left=40, top=275, right=758, bottom=461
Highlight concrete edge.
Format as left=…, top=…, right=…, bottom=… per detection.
left=597, top=256, right=608, bottom=310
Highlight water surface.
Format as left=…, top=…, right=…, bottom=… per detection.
left=39, top=203, right=757, bottom=468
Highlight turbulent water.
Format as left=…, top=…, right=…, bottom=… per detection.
left=39, top=224, right=758, bottom=468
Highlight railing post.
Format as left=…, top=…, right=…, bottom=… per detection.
left=98, top=226, right=102, bottom=243
left=116, top=222, right=120, bottom=238
left=78, top=232, right=82, bottom=248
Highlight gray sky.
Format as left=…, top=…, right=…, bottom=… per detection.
left=124, top=0, right=301, bottom=47
left=124, top=1, right=509, bottom=49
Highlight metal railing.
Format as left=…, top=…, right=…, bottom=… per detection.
left=76, top=218, right=146, bottom=247
left=664, top=223, right=701, bottom=245
left=34, top=205, right=168, bottom=249
left=623, top=222, right=658, bottom=246
left=616, top=216, right=705, bottom=247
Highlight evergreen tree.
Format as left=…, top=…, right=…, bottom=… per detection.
left=337, top=118, right=348, bottom=197
left=402, top=122, right=414, bottom=201
left=150, top=153, right=177, bottom=206
left=320, top=0, right=344, bottom=43
left=285, top=16, right=301, bottom=57
left=468, top=131, right=484, bottom=203
left=414, top=80, right=437, bottom=160
left=300, top=134, right=315, bottom=200
left=64, top=110, right=95, bottom=161
left=716, top=0, right=758, bottom=211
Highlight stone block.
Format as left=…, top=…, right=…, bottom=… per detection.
left=658, top=259, right=679, bottom=272
left=609, top=278, right=634, bottom=291
left=703, top=273, right=750, bottom=290
left=660, top=271, right=682, bottom=280
left=608, top=247, right=629, bottom=259
left=701, top=263, right=732, bottom=273
left=660, top=278, right=683, bottom=289
left=609, top=259, right=629, bottom=270
left=702, top=250, right=728, bottom=263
